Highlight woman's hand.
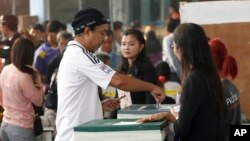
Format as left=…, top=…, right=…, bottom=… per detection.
left=167, top=112, right=178, bottom=122
left=137, top=111, right=177, bottom=123
left=137, top=112, right=168, bottom=123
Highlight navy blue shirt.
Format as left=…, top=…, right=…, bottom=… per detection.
left=222, top=79, right=241, bottom=124
left=174, top=68, right=227, bottom=141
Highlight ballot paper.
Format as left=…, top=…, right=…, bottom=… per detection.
left=113, top=121, right=140, bottom=125
left=171, top=105, right=180, bottom=113
left=117, top=104, right=174, bottom=119
left=117, top=89, right=132, bottom=109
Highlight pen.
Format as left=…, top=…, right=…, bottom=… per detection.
left=156, top=102, right=160, bottom=109
left=115, top=95, right=126, bottom=101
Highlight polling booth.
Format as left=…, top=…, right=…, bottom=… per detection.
left=74, top=104, right=175, bottom=141
left=74, top=119, right=171, bottom=141
left=180, top=0, right=250, bottom=120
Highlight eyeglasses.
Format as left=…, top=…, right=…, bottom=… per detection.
left=171, top=42, right=177, bottom=49
left=103, top=34, right=108, bottom=41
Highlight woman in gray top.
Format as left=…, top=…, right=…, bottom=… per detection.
left=209, top=38, right=241, bottom=124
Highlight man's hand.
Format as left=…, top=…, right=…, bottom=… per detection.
left=101, top=98, right=121, bottom=112
left=150, top=86, right=166, bottom=103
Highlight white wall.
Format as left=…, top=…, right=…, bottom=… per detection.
left=180, top=1, right=250, bottom=25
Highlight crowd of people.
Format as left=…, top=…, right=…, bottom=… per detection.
left=0, top=6, right=247, bottom=141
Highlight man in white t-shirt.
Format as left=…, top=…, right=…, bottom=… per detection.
left=162, top=19, right=181, bottom=82
left=55, top=7, right=166, bottom=141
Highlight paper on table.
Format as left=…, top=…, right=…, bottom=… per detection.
left=113, top=121, right=141, bottom=126
left=171, top=105, right=180, bottom=113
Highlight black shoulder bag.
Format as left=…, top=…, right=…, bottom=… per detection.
left=32, top=104, right=44, bottom=136
left=45, top=69, right=58, bottom=110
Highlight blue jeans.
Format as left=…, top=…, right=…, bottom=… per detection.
left=0, top=122, right=35, bottom=141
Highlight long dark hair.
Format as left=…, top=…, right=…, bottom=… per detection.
left=117, top=29, right=151, bottom=74
left=173, top=23, right=224, bottom=114
left=11, top=37, right=35, bottom=74
left=145, top=30, right=162, bottom=54
left=11, top=37, right=40, bottom=85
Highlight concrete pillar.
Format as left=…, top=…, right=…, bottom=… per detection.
left=161, top=0, right=171, bottom=25
left=12, top=0, right=16, bottom=15
left=29, top=0, right=50, bottom=23
left=110, top=0, right=129, bottom=25
left=140, top=0, right=150, bottom=24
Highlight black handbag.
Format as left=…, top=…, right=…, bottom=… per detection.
left=34, top=114, right=43, bottom=136
left=32, top=104, right=44, bottom=136
left=45, top=69, right=58, bottom=110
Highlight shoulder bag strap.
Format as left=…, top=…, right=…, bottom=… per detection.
left=49, top=69, right=58, bottom=89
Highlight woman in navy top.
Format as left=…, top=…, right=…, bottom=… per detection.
left=138, top=23, right=228, bottom=141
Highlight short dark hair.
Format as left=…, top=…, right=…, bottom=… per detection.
left=61, top=23, right=67, bottom=31
left=57, top=31, right=73, bottom=42
left=11, top=38, right=35, bottom=72
left=113, top=21, right=123, bottom=31
left=155, top=61, right=171, bottom=79
left=47, top=20, right=63, bottom=33
left=167, top=19, right=180, bottom=33
left=131, top=20, right=141, bottom=30
left=0, top=14, right=18, bottom=31
left=32, top=23, right=45, bottom=32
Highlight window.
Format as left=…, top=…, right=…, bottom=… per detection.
left=50, top=0, right=109, bottom=23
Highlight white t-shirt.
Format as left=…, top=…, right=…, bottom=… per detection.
left=55, top=41, right=116, bottom=141
left=162, top=33, right=181, bottom=78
